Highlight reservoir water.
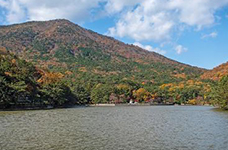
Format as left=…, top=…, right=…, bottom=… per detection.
left=1, top=106, right=228, bottom=150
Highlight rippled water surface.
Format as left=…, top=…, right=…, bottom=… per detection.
left=1, top=106, right=228, bottom=150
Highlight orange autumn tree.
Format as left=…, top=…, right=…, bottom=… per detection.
left=37, top=69, right=64, bottom=85
left=36, top=69, right=75, bottom=106
left=133, top=88, right=150, bottom=103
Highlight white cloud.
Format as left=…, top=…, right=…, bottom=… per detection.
left=201, top=32, right=218, bottom=39
left=107, top=0, right=228, bottom=41
left=175, top=45, right=187, bottom=54
left=105, top=0, right=140, bottom=14
left=168, top=0, right=228, bottom=29
left=108, top=9, right=174, bottom=41
left=0, top=0, right=26, bottom=24
left=107, top=1, right=175, bottom=41
left=133, top=42, right=166, bottom=55
left=0, top=0, right=104, bottom=24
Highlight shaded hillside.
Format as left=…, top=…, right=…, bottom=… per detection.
left=0, top=19, right=205, bottom=85
left=201, top=62, right=228, bottom=81
left=0, top=53, right=76, bottom=109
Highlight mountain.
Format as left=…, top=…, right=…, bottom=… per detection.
left=0, top=19, right=205, bottom=85
left=201, top=62, right=228, bottom=81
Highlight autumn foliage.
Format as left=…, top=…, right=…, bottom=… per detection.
left=37, top=71, right=64, bottom=84
left=201, top=62, right=228, bottom=80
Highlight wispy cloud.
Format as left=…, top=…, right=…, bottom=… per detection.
left=175, top=45, right=187, bottom=55
left=133, top=42, right=166, bottom=55
left=201, top=32, right=218, bottom=39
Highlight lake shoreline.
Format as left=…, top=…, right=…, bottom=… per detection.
left=0, top=103, right=215, bottom=111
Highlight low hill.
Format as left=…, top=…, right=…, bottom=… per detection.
left=201, top=62, right=228, bottom=81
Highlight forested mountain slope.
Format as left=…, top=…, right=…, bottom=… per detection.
left=0, top=20, right=216, bottom=107
left=201, top=62, right=228, bottom=81
left=0, top=19, right=205, bottom=86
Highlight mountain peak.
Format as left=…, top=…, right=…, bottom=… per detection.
left=0, top=20, right=205, bottom=84
left=43, top=19, right=75, bottom=25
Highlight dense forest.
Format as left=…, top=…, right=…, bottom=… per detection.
left=1, top=52, right=227, bottom=109
left=0, top=53, right=76, bottom=109
left=0, top=20, right=227, bottom=109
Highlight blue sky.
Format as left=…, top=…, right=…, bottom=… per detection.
left=0, top=0, right=228, bottom=69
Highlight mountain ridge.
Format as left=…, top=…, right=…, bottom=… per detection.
left=0, top=19, right=205, bottom=69
left=0, top=19, right=205, bottom=85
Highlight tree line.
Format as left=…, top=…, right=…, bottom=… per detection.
left=0, top=53, right=227, bottom=109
